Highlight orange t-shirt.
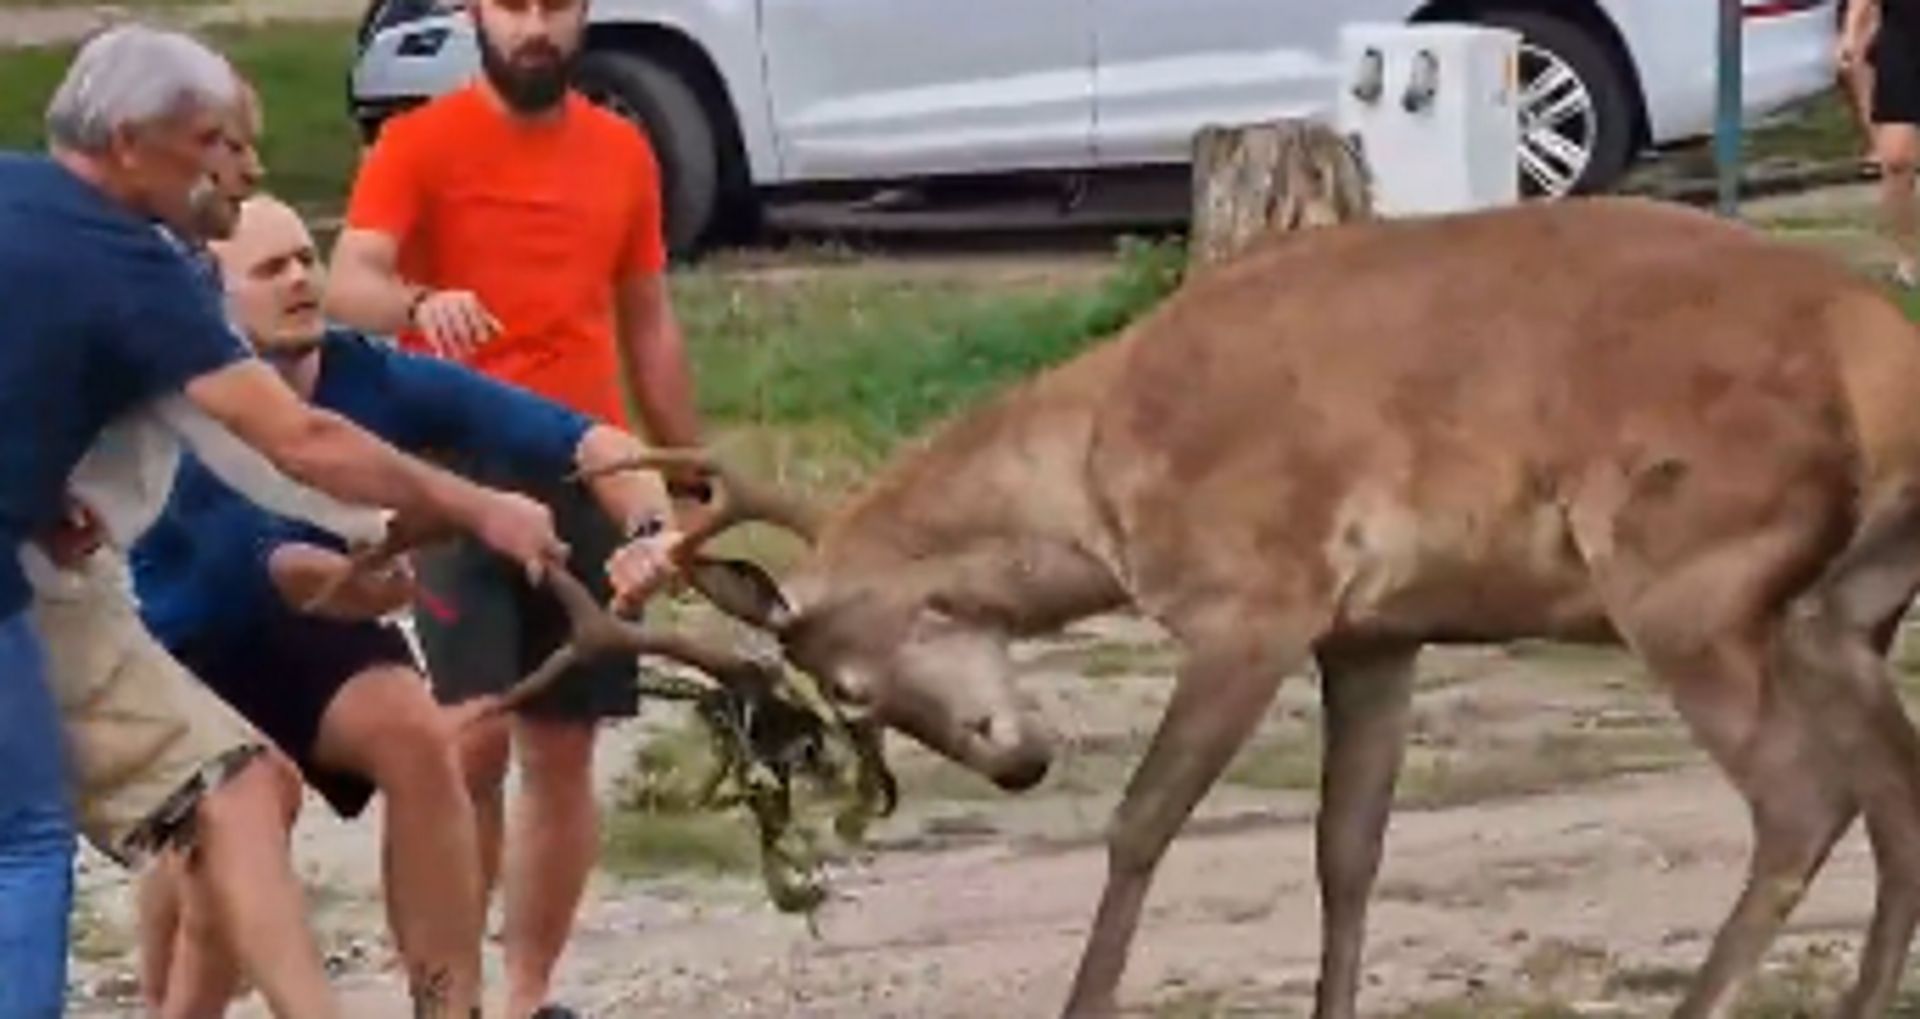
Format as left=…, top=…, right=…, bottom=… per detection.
left=342, top=83, right=666, bottom=427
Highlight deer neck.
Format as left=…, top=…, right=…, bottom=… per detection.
left=808, top=342, right=1134, bottom=635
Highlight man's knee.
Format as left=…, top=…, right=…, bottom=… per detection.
left=352, top=680, right=467, bottom=797
left=1877, top=126, right=1920, bottom=175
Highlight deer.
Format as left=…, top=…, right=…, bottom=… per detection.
left=339, top=193, right=1920, bottom=1017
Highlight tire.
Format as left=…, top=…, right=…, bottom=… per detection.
left=1470, top=9, right=1638, bottom=198
left=574, top=49, right=722, bottom=258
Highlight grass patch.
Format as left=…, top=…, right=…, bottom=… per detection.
left=676, top=235, right=1186, bottom=451
left=1148, top=987, right=1234, bottom=1018
left=1745, top=89, right=1864, bottom=168
left=0, top=21, right=362, bottom=213
left=1033, top=636, right=1180, bottom=680
left=1221, top=715, right=1692, bottom=805
left=1224, top=729, right=1323, bottom=792
left=0, top=0, right=222, bottom=6
left=601, top=809, right=763, bottom=880
left=601, top=717, right=762, bottom=879
left=1394, top=994, right=1595, bottom=1019
left=1398, top=727, right=1693, bottom=809
left=1729, top=943, right=1853, bottom=1018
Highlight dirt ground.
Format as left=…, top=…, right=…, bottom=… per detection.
left=62, top=609, right=1900, bottom=1019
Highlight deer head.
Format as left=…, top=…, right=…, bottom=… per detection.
left=585, top=450, right=1057, bottom=793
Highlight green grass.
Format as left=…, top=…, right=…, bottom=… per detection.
left=0, top=21, right=362, bottom=213
left=1220, top=717, right=1695, bottom=805
left=602, top=718, right=764, bottom=879
left=675, top=235, right=1186, bottom=450
left=1746, top=89, right=1866, bottom=167
left=0, top=0, right=222, bottom=6
left=601, top=808, right=763, bottom=880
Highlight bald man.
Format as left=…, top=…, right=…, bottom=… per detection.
left=128, top=194, right=682, bottom=1018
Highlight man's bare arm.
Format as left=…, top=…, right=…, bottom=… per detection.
left=269, top=543, right=415, bottom=622
left=183, top=359, right=564, bottom=573
left=322, top=227, right=416, bottom=334
left=574, top=426, right=676, bottom=531
left=324, top=227, right=497, bottom=356
left=614, top=272, right=703, bottom=450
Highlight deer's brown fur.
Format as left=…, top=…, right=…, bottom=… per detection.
left=693, top=195, right=1920, bottom=1018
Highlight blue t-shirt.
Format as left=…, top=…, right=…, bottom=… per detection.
left=0, top=153, right=247, bottom=618
left=132, top=328, right=594, bottom=649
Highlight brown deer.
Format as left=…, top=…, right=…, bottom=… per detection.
left=404, top=194, right=1920, bottom=1017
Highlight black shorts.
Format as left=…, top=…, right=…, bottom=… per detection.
left=412, top=480, right=641, bottom=722
left=174, top=614, right=418, bottom=819
left=1874, top=22, right=1920, bottom=125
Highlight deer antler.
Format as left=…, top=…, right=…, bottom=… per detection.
left=573, top=447, right=821, bottom=547
left=494, top=566, right=777, bottom=713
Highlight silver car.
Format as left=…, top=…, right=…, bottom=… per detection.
left=349, top=0, right=1840, bottom=255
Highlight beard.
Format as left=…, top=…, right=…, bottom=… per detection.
left=186, top=177, right=241, bottom=242
left=475, top=19, right=575, bottom=115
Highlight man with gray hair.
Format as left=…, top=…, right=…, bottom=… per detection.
left=0, top=23, right=570, bottom=1018
left=29, top=67, right=377, bottom=1019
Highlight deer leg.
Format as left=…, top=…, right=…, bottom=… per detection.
left=1654, top=638, right=1854, bottom=1019
left=1310, top=642, right=1417, bottom=1019
left=1776, top=608, right=1920, bottom=1018
left=1061, top=635, right=1305, bottom=1018
left=1770, top=495, right=1920, bottom=1018
left=1573, top=506, right=1865, bottom=1019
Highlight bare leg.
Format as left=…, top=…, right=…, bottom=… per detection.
left=1310, top=643, right=1417, bottom=1019
left=136, top=852, right=184, bottom=1013
left=1874, top=123, right=1919, bottom=282
left=1062, top=633, right=1305, bottom=1017
left=159, top=851, right=246, bottom=1019
left=313, top=666, right=484, bottom=1019
left=502, top=716, right=600, bottom=1019
left=458, top=712, right=511, bottom=918
left=190, top=754, right=338, bottom=1019
left=1845, top=62, right=1879, bottom=161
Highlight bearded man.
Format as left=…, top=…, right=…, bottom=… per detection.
left=323, top=2, right=703, bottom=1016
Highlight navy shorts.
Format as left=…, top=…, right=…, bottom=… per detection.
left=1874, top=21, right=1920, bottom=125
left=172, top=613, right=418, bottom=819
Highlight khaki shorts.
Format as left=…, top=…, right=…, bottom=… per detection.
left=26, top=549, right=265, bottom=866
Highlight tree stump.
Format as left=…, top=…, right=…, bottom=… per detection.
left=1188, top=119, right=1375, bottom=269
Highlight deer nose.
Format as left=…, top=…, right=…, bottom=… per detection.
left=971, top=715, right=1052, bottom=792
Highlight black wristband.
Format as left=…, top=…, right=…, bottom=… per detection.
left=624, top=512, right=667, bottom=541
left=404, top=287, right=431, bottom=327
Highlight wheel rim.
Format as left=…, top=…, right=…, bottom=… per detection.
left=1516, top=41, right=1597, bottom=198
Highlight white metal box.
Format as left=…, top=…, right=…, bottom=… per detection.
left=1335, top=23, right=1522, bottom=217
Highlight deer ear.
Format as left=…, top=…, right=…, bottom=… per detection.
left=685, top=557, right=796, bottom=632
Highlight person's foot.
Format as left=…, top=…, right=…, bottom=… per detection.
left=528, top=1006, right=578, bottom=1019
left=1890, top=260, right=1918, bottom=290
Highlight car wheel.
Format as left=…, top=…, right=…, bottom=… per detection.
left=1471, top=9, right=1637, bottom=198
left=574, top=50, right=721, bottom=258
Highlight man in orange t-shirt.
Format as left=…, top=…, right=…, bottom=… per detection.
left=324, top=1, right=703, bottom=1014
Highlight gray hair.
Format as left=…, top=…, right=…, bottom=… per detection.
left=44, top=24, right=238, bottom=154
